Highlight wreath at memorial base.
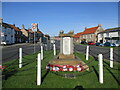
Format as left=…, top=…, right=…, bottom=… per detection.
left=46, top=64, right=84, bottom=72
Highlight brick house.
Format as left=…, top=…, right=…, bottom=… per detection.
left=80, top=24, right=104, bottom=43
left=20, top=24, right=29, bottom=43
left=73, top=32, right=83, bottom=43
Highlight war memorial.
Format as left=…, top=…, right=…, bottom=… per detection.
left=46, top=30, right=89, bottom=72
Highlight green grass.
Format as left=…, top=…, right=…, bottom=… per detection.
left=2, top=50, right=120, bottom=88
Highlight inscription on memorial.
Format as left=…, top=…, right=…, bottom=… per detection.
left=63, top=37, right=71, bottom=55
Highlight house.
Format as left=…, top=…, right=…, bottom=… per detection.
left=27, top=28, right=34, bottom=43
left=43, top=34, right=50, bottom=44
left=80, top=24, right=104, bottom=43
left=73, top=32, right=83, bottom=43
left=20, top=24, right=29, bottom=43
left=36, top=30, right=44, bottom=43
left=43, top=34, right=50, bottom=50
left=8, top=24, right=22, bottom=43
left=97, top=27, right=120, bottom=43
left=0, top=18, right=15, bottom=45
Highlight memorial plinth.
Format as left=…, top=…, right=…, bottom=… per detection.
left=47, top=31, right=89, bottom=72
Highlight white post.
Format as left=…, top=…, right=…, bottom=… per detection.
left=98, top=54, right=103, bottom=84
left=41, top=45, right=43, bottom=60
left=86, top=46, right=89, bottom=60
left=37, top=53, right=41, bottom=85
left=110, top=48, right=113, bottom=68
left=19, top=48, right=22, bottom=68
left=53, top=44, right=56, bottom=56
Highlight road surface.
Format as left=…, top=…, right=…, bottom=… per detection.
left=2, top=43, right=42, bottom=63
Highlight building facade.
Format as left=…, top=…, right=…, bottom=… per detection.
left=98, top=27, right=120, bottom=43
left=8, top=24, right=22, bottom=43
left=20, top=24, right=29, bottom=43
left=73, top=32, right=83, bottom=43
left=80, top=24, right=104, bottom=43
left=0, top=18, right=15, bottom=45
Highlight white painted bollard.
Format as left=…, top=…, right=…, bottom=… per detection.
left=86, top=46, right=89, bottom=60
left=98, top=54, right=103, bottom=84
left=19, top=48, right=22, bottom=68
left=110, top=48, right=113, bottom=68
left=37, top=53, right=41, bottom=85
left=41, top=45, right=43, bottom=60
left=53, top=44, right=56, bottom=56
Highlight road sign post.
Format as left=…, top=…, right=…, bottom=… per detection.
left=32, top=23, right=38, bottom=53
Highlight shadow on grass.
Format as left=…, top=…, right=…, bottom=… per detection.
left=73, top=85, right=84, bottom=90
left=41, top=70, right=49, bottom=84
left=103, top=60, right=110, bottom=66
left=106, top=67, right=120, bottom=85
left=92, top=66, right=99, bottom=81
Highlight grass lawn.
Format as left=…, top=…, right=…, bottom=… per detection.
left=2, top=50, right=120, bottom=88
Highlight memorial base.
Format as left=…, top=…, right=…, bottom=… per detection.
left=58, top=54, right=75, bottom=59
left=46, top=56, right=89, bottom=72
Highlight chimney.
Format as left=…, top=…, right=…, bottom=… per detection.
left=13, top=24, right=15, bottom=26
left=0, top=18, right=3, bottom=23
left=98, top=24, right=102, bottom=27
left=22, top=24, right=25, bottom=29
left=85, top=27, right=87, bottom=29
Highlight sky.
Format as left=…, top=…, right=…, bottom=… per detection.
left=1, top=2, right=119, bottom=36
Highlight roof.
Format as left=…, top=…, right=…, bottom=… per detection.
left=37, top=29, right=43, bottom=34
left=8, top=24, right=21, bottom=31
left=99, top=27, right=120, bottom=34
left=74, top=32, right=83, bottom=38
left=44, top=34, right=50, bottom=37
left=82, top=26, right=99, bottom=35
left=2, top=22, right=11, bottom=28
left=27, top=29, right=34, bottom=33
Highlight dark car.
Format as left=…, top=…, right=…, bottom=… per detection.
left=88, top=42, right=95, bottom=45
left=104, top=42, right=116, bottom=47
left=95, top=42, right=104, bottom=46
left=81, top=41, right=87, bottom=44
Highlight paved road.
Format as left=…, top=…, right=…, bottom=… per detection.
left=2, top=41, right=120, bottom=63
left=2, top=43, right=42, bottom=63
left=74, top=44, right=120, bottom=63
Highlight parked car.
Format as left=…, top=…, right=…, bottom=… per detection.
left=114, top=41, right=120, bottom=46
left=95, top=42, right=104, bottom=46
left=104, top=42, right=116, bottom=47
left=1, top=42, right=6, bottom=45
left=88, top=42, right=95, bottom=45
left=81, top=41, right=87, bottom=44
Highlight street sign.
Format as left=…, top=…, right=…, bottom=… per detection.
left=32, top=23, right=38, bottom=32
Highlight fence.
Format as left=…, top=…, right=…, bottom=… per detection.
left=1, top=42, right=58, bottom=86
left=1, top=43, right=120, bottom=87
left=74, top=45, right=120, bottom=84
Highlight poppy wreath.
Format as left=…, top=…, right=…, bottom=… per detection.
left=0, top=65, right=6, bottom=71
left=46, top=64, right=84, bottom=72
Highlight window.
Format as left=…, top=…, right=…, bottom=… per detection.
left=91, top=34, right=92, bottom=38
